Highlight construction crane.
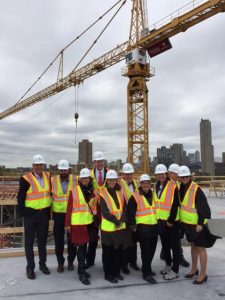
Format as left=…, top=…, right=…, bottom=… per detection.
left=0, top=0, right=225, bottom=173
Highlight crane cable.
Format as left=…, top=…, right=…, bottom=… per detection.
left=74, top=85, right=79, bottom=144
left=71, top=0, right=127, bottom=73
left=15, top=0, right=125, bottom=106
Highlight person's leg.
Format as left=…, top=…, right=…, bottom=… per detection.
left=112, top=246, right=123, bottom=279
left=170, top=223, right=180, bottom=274
left=197, top=247, right=207, bottom=280
left=36, top=211, right=50, bottom=273
left=160, top=230, right=172, bottom=274
left=77, top=244, right=90, bottom=285
left=102, top=244, right=117, bottom=283
left=67, top=233, right=77, bottom=270
left=85, top=227, right=98, bottom=267
left=53, top=219, right=65, bottom=267
left=24, top=216, right=36, bottom=271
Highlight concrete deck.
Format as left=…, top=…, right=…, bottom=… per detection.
left=0, top=190, right=225, bottom=300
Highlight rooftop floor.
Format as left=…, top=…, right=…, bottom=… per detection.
left=0, top=190, right=225, bottom=300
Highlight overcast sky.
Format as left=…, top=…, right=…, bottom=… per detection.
left=0, top=0, right=225, bottom=167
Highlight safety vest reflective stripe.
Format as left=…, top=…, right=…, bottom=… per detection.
left=52, top=175, right=76, bottom=213
left=133, top=192, right=157, bottom=225
left=71, top=185, right=93, bottom=225
left=154, top=181, right=179, bottom=221
left=180, top=182, right=207, bottom=225
left=23, top=172, right=51, bottom=210
left=120, top=179, right=138, bottom=203
left=100, top=188, right=126, bottom=232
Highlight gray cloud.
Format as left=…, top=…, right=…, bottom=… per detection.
left=0, top=0, right=225, bottom=167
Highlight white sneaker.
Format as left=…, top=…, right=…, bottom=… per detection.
left=160, top=264, right=171, bottom=275
left=163, top=270, right=179, bottom=280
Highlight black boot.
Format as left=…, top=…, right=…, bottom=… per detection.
left=78, top=265, right=91, bottom=285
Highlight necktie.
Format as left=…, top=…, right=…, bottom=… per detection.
left=98, top=171, right=103, bottom=186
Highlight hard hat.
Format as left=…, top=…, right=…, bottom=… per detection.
left=106, top=169, right=118, bottom=179
left=79, top=168, right=91, bottom=178
left=58, top=159, right=69, bottom=170
left=32, top=154, right=45, bottom=164
left=140, top=174, right=151, bottom=182
left=154, top=164, right=167, bottom=174
left=168, top=163, right=179, bottom=174
left=178, top=165, right=191, bottom=177
left=93, top=151, right=104, bottom=161
left=122, top=163, right=134, bottom=174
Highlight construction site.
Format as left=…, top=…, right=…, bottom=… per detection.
left=0, top=0, right=225, bottom=298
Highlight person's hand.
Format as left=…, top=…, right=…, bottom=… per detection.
left=196, top=225, right=203, bottom=232
left=166, top=221, right=173, bottom=228
left=65, top=226, right=71, bottom=233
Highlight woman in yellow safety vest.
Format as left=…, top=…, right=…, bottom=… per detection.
left=128, top=174, right=158, bottom=284
left=99, top=169, right=131, bottom=284
left=178, top=165, right=220, bottom=284
left=153, top=164, right=180, bottom=280
left=65, top=168, right=96, bottom=285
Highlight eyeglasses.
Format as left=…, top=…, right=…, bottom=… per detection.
left=180, top=176, right=190, bottom=179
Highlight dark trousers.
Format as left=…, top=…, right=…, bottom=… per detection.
left=122, top=232, right=137, bottom=267
left=53, top=214, right=77, bottom=265
left=77, top=244, right=88, bottom=274
left=24, top=210, right=49, bottom=270
left=86, top=227, right=98, bottom=265
left=102, top=244, right=122, bottom=277
left=159, top=221, right=180, bottom=273
left=139, top=236, right=158, bottom=277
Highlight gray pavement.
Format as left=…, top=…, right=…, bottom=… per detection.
left=0, top=190, right=225, bottom=300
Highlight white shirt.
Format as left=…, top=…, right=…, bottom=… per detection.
left=95, top=169, right=104, bottom=182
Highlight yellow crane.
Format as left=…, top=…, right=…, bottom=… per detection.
left=0, top=0, right=224, bottom=173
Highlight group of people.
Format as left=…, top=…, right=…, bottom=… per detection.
left=17, top=151, right=219, bottom=286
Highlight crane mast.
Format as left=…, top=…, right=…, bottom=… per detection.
left=0, top=0, right=225, bottom=173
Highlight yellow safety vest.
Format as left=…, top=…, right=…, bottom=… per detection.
left=100, top=188, right=126, bottom=232
left=51, top=174, right=77, bottom=213
left=23, top=172, right=51, bottom=210
left=71, top=185, right=93, bottom=225
left=180, top=182, right=207, bottom=225
left=133, top=192, right=157, bottom=225
left=154, top=181, right=179, bottom=221
left=120, top=179, right=138, bottom=204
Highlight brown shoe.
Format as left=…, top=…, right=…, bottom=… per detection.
left=57, top=264, right=64, bottom=273
left=68, top=262, right=74, bottom=271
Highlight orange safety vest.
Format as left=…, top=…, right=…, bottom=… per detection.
left=100, top=188, right=126, bottom=232
left=23, top=172, right=51, bottom=210
left=133, top=192, right=157, bottom=225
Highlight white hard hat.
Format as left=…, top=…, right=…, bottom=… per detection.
left=93, top=151, right=104, bottom=161
left=106, top=169, right=118, bottom=179
left=32, top=154, right=45, bottom=164
left=155, top=164, right=167, bottom=174
left=58, top=159, right=70, bottom=170
left=168, top=163, right=179, bottom=174
left=79, top=168, right=91, bottom=178
left=140, top=174, right=151, bottom=182
left=122, top=163, right=134, bottom=174
left=178, top=165, right=191, bottom=177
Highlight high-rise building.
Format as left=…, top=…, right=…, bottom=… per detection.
left=222, top=152, right=225, bottom=164
left=200, top=119, right=214, bottom=175
left=188, top=153, right=195, bottom=164
left=157, top=146, right=174, bottom=167
left=194, top=150, right=200, bottom=163
left=78, top=139, right=92, bottom=166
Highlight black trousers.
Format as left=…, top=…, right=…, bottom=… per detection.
left=86, top=227, right=99, bottom=265
left=77, top=244, right=88, bottom=274
left=159, top=221, right=180, bottom=273
left=102, top=244, right=122, bottom=277
left=53, top=214, right=77, bottom=265
left=122, top=232, right=137, bottom=267
left=24, top=210, right=49, bottom=270
left=139, top=236, right=158, bottom=277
